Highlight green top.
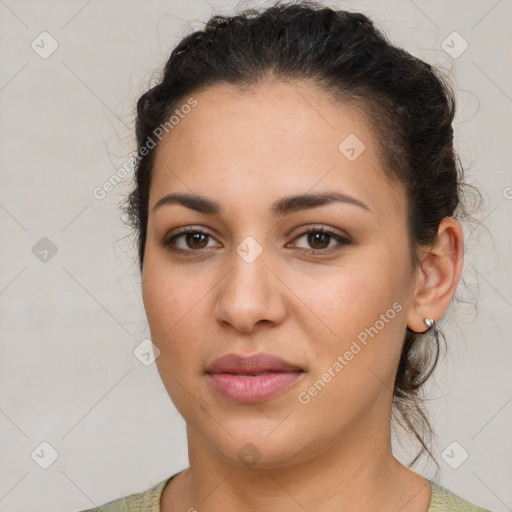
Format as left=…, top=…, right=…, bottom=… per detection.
left=79, top=473, right=492, bottom=511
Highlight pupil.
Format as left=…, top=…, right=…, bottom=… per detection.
left=186, top=233, right=208, bottom=249
left=309, top=232, right=329, bottom=249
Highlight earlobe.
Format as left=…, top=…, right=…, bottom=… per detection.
left=406, top=217, right=464, bottom=333
left=407, top=317, right=436, bottom=334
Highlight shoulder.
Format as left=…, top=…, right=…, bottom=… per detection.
left=77, top=475, right=174, bottom=512
left=428, top=481, right=493, bottom=511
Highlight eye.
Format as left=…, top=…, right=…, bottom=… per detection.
left=162, top=225, right=351, bottom=256
left=162, top=227, right=220, bottom=254
left=289, top=226, right=351, bottom=254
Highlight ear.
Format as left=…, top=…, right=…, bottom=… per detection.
left=406, top=217, right=464, bottom=332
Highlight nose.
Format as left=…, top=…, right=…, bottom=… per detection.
left=212, top=245, right=288, bottom=334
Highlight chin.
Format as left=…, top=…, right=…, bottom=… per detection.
left=201, top=422, right=315, bottom=470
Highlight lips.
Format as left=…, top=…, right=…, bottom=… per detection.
left=205, top=352, right=303, bottom=375
left=206, top=353, right=304, bottom=404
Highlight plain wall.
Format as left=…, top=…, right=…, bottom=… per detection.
left=0, top=1, right=510, bottom=511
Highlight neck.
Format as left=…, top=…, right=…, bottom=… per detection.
left=162, top=418, right=431, bottom=512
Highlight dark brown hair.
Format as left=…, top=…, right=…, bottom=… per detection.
left=122, top=0, right=474, bottom=467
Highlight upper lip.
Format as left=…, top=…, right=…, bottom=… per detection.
left=206, top=353, right=303, bottom=374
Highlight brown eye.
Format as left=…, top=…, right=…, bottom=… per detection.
left=163, top=227, right=220, bottom=253
left=291, top=227, right=351, bottom=255
left=184, top=232, right=209, bottom=249
left=307, top=231, right=331, bottom=250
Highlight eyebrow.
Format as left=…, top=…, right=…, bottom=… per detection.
left=152, top=191, right=371, bottom=216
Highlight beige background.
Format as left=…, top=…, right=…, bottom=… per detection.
left=0, top=1, right=510, bottom=511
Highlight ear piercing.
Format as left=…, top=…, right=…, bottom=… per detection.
left=424, top=317, right=435, bottom=330
left=407, top=317, right=436, bottom=334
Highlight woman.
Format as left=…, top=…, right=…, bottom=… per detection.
left=82, top=2, right=491, bottom=510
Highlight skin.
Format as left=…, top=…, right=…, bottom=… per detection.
left=141, top=79, right=464, bottom=512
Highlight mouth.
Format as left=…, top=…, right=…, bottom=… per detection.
left=205, top=352, right=304, bottom=374
left=206, top=353, right=305, bottom=404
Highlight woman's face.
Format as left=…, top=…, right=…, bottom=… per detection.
left=142, top=80, right=419, bottom=469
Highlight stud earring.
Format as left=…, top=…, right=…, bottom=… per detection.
left=424, top=317, right=435, bottom=330
left=407, top=317, right=436, bottom=334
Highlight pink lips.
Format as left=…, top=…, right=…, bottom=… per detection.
left=206, top=353, right=304, bottom=404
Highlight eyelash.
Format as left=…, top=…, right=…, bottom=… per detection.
left=161, top=225, right=351, bottom=256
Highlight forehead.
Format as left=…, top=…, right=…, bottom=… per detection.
left=150, top=80, right=405, bottom=220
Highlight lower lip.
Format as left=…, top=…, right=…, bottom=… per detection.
left=208, top=371, right=304, bottom=404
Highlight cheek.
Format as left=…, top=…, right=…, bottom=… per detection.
left=308, top=259, right=404, bottom=339
left=296, top=278, right=407, bottom=424
left=141, top=256, right=206, bottom=373
left=302, top=247, right=409, bottom=379
left=142, top=249, right=205, bottom=331
left=142, top=265, right=209, bottom=412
